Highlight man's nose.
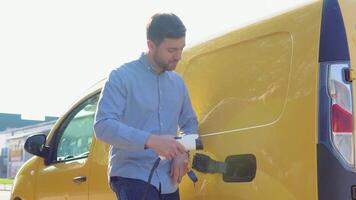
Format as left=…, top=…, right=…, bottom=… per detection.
left=174, top=51, right=182, bottom=60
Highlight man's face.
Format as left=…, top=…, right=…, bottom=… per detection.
left=150, top=37, right=185, bottom=72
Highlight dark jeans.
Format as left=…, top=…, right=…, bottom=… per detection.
left=110, top=176, right=180, bottom=200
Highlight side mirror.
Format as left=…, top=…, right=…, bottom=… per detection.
left=24, top=134, right=48, bottom=158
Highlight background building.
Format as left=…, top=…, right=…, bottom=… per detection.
left=0, top=113, right=58, bottom=178
left=5, top=121, right=57, bottom=178
left=0, top=113, right=57, bottom=132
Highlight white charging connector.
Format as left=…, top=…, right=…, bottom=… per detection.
left=175, top=134, right=203, bottom=151
left=159, top=134, right=203, bottom=160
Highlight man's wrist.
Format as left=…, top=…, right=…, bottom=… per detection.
left=182, top=151, right=189, bottom=158
left=145, top=134, right=155, bottom=149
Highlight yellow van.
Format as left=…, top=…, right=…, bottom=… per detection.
left=11, top=0, right=356, bottom=199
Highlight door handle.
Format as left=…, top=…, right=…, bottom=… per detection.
left=73, top=176, right=87, bottom=184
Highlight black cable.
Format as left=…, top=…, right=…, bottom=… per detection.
left=142, top=157, right=161, bottom=200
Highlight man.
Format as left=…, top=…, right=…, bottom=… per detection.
left=94, top=13, right=198, bottom=200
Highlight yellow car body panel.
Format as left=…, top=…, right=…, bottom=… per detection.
left=87, top=138, right=115, bottom=200
left=11, top=157, right=38, bottom=200
left=178, top=1, right=321, bottom=200
left=35, top=159, right=88, bottom=200
left=11, top=0, right=356, bottom=200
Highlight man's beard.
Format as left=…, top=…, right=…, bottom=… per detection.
left=153, top=53, right=171, bottom=71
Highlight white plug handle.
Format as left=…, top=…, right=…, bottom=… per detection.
left=177, top=134, right=199, bottom=151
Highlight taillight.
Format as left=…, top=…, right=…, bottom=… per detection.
left=332, top=104, right=353, bottom=133
left=328, top=63, right=354, bottom=167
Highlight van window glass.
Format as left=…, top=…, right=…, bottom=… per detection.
left=56, top=94, right=99, bottom=162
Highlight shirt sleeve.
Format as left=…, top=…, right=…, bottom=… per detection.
left=178, top=79, right=198, bottom=135
left=94, top=69, right=151, bottom=150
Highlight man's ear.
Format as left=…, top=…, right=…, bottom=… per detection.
left=147, top=40, right=156, bottom=52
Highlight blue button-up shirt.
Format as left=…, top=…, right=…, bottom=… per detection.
left=94, top=53, right=198, bottom=194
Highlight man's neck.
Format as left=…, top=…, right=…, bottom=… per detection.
left=145, top=52, right=163, bottom=74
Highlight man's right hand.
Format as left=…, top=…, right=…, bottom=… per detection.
left=145, top=134, right=186, bottom=160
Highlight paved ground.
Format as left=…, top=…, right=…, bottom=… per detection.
left=0, top=190, right=10, bottom=200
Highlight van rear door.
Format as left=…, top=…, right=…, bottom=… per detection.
left=338, top=1, right=356, bottom=72
left=339, top=0, right=356, bottom=157
left=317, top=0, right=356, bottom=199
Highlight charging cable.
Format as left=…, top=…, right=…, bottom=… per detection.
left=141, top=157, right=161, bottom=200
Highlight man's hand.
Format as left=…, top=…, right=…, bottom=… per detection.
left=145, top=134, right=186, bottom=160
left=170, top=152, right=189, bottom=184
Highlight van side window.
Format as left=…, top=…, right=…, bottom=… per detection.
left=56, top=94, right=99, bottom=162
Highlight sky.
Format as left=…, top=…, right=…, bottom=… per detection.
left=0, top=0, right=313, bottom=120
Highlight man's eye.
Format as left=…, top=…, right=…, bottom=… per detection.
left=168, top=49, right=176, bottom=53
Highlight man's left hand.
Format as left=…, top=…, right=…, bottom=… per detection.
left=170, top=152, right=189, bottom=184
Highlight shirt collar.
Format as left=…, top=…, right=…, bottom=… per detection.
left=139, top=53, right=165, bottom=75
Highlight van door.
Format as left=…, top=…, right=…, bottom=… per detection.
left=177, top=1, right=322, bottom=200
left=317, top=0, right=356, bottom=199
left=339, top=0, right=356, bottom=163
left=34, top=94, right=99, bottom=200
left=87, top=139, right=116, bottom=200
left=339, top=0, right=356, bottom=76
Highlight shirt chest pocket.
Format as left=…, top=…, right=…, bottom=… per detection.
left=131, top=88, right=158, bottom=114
left=128, top=76, right=184, bottom=116
left=161, top=82, right=184, bottom=117
left=164, top=90, right=182, bottom=113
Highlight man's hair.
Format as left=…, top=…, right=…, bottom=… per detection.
left=146, top=13, right=186, bottom=45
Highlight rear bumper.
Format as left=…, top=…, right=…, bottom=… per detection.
left=317, top=144, right=356, bottom=200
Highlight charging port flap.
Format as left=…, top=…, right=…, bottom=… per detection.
left=223, top=154, right=256, bottom=182
left=192, top=153, right=256, bottom=182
